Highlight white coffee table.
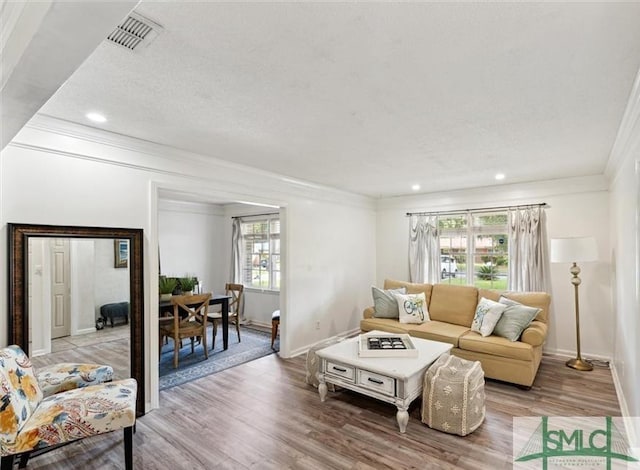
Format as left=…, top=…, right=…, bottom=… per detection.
left=316, top=331, right=452, bottom=433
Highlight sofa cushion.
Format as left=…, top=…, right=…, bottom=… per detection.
left=408, top=321, right=470, bottom=347
left=477, top=290, right=550, bottom=323
left=429, top=284, right=478, bottom=327
left=383, top=279, right=433, bottom=305
left=372, top=286, right=406, bottom=319
left=360, top=317, right=414, bottom=334
left=458, top=331, right=534, bottom=361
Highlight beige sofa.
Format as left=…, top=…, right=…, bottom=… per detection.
left=361, top=279, right=551, bottom=387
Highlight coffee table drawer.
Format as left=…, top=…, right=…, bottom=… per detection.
left=326, top=361, right=355, bottom=381
left=357, top=370, right=395, bottom=396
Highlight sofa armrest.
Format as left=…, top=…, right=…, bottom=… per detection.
left=520, top=321, right=548, bottom=347
left=363, top=306, right=375, bottom=319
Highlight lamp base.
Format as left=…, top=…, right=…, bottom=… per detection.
left=566, top=357, right=593, bottom=371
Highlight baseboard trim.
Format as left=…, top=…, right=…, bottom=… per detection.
left=289, top=328, right=360, bottom=358
left=31, top=348, right=49, bottom=357
left=245, top=320, right=271, bottom=329
left=610, top=362, right=640, bottom=458
left=73, top=327, right=97, bottom=336
left=543, top=347, right=612, bottom=363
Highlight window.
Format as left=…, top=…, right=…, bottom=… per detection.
left=438, top=212, right=508, bottom=289
left=241, top=217, right=280, bottom=290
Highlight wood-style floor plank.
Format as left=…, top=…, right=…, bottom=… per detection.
left=23, top=353, right=621, bottom=469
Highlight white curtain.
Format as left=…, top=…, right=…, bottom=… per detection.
left=229, top=217, right=244, bottom=320
left=230, top=217, right=242, bottom=284
left=507, top=206, right=549, bottom=292
left=409, top=215, right=440, bottom=284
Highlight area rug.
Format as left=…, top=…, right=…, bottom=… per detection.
left=159, top=326, right=275, bottom=390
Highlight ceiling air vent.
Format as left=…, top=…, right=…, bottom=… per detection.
left=107, top=12, right=161, bottom=51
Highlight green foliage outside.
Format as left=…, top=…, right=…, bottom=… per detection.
left=477, top=265, right=497, bottom=280
left=442, top=276, right=508, bottom=290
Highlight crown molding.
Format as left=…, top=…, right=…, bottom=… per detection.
left=12, top=114, right=375, bottom=211
left=376, top=175, right=609, bottom=212
left=606, top=65, right=640, bottom=183
left=158, top=199, right=225, bottom=216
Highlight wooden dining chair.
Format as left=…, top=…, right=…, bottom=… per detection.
left=160, top=293, right=211, bottom=368
left=207, top=283, right=243, bottom=349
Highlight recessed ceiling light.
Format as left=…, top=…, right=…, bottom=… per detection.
left=495, top=173, right=505, bottom=181
left=86, top=112, right=107, bottom=123
left=411, top=184, right=421, bottom=191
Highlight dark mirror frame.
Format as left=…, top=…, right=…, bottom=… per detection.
left=8, top=223, right=145, bottom=417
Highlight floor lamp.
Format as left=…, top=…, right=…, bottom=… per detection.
left=550, top=237, right=597, bottom=371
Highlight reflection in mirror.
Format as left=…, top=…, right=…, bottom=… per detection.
left=27, top=238, right=130, bottom=381
left=8, top=224, right=144, bottom=417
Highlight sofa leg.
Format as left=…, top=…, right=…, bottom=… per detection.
left=124, top=426, right=133, bottom=470
left=1, top=455, right=15, bottom=470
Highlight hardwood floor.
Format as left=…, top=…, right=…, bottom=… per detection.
left=23, top=353, right=620, bottom=469
left=31, top=325, right=130, bottom=380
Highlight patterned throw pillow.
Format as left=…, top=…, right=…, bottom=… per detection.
left=372, top=286, right=406, bottom=318
left=394, top=292, right=429, bottom=324
left=471, top=297, right=507, bottom=337
left=493, top=296, right=542, bottom=341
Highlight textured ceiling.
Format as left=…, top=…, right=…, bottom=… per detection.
left=38, top=2, right=640, bottom=197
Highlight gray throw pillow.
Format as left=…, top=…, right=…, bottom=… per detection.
left=372, top=286, right=406, bottom=318
left=492, top=296, right=541, bottom=342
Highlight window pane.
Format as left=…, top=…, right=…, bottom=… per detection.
left=472, top=227, right=508, bottom=289
left=439, top=232, right=466, bottom=284
left=241, top=218, right=280, bottom=291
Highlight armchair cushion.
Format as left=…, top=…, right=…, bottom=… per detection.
left=36, top=363, right=114, bottom=397
left=2, top=379, right=136, bottom=456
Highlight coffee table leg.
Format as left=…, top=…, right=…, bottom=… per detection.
left=396, top=405, right=409, bottom=433
left=318, top=374, right=328, bottom=402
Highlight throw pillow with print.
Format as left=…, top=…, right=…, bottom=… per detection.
left=471, top=297, right=507, bottom=337
left=394, top=292, right=429, bottom=324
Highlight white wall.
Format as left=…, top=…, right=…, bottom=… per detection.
left=158, top=200, right=225, bottom=294
left=376, top=175, right=612, bottom=358
left=0, top=116, right=377, bottom=411
left=607, top=66, right=640, bottom=448
left=70, top=239, right=96, bottom=333
left=93, top=239, right=130, bottom=320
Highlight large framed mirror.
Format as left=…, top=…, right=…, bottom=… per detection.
left=8, top=223, right=145, bottom=417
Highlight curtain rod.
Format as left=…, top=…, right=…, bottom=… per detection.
left=232, top=212, right=279, bottom=219
left=406, top=203, right=547, bottom=217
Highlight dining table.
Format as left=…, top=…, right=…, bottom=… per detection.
left=159, top=294, right=232, bottom=350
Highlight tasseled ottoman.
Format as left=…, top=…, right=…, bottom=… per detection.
left=421, top=354, right=485, bottom=436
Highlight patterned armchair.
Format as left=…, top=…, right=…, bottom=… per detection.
left=0, top=345, right=136, bottom=470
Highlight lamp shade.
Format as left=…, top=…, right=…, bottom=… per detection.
left=550, top=237, right=597, bottom=263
